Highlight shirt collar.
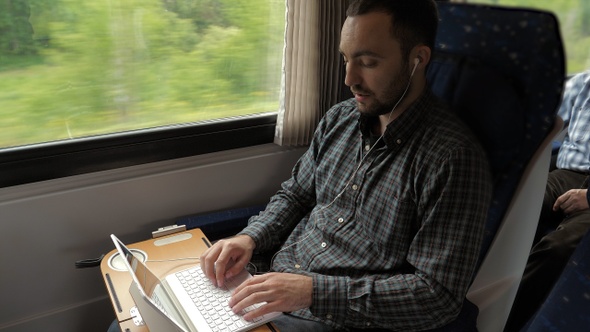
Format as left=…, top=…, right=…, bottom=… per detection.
left=358, top=87, right=438, bottom=149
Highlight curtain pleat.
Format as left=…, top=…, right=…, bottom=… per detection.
left=275, top=0, right=348, bottom=146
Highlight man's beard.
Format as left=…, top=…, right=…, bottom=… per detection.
left=353, top=62, right=412, bottom=117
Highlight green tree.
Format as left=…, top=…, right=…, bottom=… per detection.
left=28, top=0, right=200, bottom=138
left=216, top=0, right=284, bottom=96
left=0, top=0, right=36, bottom=55
left=163, top=0, right=226, bottom=32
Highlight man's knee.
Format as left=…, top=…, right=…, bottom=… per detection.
left=538, top=225, right=584, bottom=261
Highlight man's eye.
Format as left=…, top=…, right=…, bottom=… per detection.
left=361, top=61, right=377, bottom=68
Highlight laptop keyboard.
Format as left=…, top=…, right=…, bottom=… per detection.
left=151, top=292, right=169, bottom=316
left=176, top=267, right=265, bottom=332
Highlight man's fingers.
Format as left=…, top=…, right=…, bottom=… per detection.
left=200, top=235, right=256, bottom=288
left=553, top=194, right=567, bottom=211
left=554, top=190, right=575, bottom=211
left=230, top=280, right=270, bottom=315
left=241, top=302, right=276, bottom=322
left=200, top=246, right=220, bottom=285
left=228, top=273, right=312, bottom=321
left=213, top=248, right=237, bottom=288
left=225, top=256, right=248, bottom=280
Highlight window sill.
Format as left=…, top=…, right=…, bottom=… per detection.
left=0, top=113, right=277, bottom=188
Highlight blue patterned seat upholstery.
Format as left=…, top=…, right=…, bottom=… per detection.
left=427, top=2, right=565, bottom=265
left=523, top=229, right=590, bottom=331
left=426, top=3, right=565, bottom=331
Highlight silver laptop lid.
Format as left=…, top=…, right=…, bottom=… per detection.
left=110, top=234, right=188, bottom=331
left=110, top=234, right=162, bottom=298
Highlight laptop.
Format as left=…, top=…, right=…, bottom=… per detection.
left=110, top=234, right=282, bottom=332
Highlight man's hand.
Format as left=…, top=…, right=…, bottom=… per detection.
left=200, top=235, right=256, bottom=288
left=229, top=272, right=313, bottom=321
left=553, top=189, right=589, bottom=214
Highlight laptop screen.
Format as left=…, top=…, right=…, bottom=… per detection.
left=111, top=234, right=162, bottom=298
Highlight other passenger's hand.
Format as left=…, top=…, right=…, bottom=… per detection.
left=229, top=272, right=313, bottom=321
left=200, top=234, right=256, bottom=288
left=553, top=189, right=589, bottom=214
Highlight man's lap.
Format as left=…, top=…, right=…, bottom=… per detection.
left=106, top=315, right=335, bottom=332
left=271, top=314, right=336, bottom=332
left=106, top=299, right=478, bottom=332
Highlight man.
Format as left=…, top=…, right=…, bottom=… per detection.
left=505, top=71, right=590, bottom=331
left=201, top=0, right=492, bottom=331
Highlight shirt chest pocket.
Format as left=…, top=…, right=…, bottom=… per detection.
left=570, top=107, right=590, bottom=143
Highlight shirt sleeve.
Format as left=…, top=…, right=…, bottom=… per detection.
left=238, top=112, right=330, bottom=252
left=309, top=144, right=492, bottom=330
left=238, top=152, right=316, bottom=252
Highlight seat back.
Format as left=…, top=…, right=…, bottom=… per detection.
left=466, top=118, right=562, bottom=332
left=426, top=3, right=565, bottom=331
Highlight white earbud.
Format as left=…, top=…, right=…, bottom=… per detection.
left=410, top=57, right=420, bottom=77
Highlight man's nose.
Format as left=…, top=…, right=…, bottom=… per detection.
left=344, top=63, right=361, bottom=87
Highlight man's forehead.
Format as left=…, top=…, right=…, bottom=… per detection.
left=340, top=12, right=399, bottom=57
left=342, top=12, right=393, bottom=38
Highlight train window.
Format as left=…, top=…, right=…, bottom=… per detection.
left=0, top=0, right=285, bottom=150
left=0, top=0, right=285, bottom=187
left=462, top=0, right=590, bottom=74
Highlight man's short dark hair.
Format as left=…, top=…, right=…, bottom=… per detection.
left=346, top=0, right=439, bottom=61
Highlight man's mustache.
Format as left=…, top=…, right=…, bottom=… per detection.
left=351, top=86, right=371, bottom=95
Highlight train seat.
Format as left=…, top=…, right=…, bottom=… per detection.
left=427, top=3, right=565, bottom=331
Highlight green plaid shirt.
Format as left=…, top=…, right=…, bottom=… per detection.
left=241, top=88, right=492, bottom=331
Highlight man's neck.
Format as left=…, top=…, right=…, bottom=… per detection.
left=375, top=81, right=426, bottom=136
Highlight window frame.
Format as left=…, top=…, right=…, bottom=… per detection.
left=0, top=113, right=277, bottom=188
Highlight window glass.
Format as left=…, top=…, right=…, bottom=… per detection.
left=0, top=0, right=285, bottom=149
left=464, top=0, right=590, bottom=74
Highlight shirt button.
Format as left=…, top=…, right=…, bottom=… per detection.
left=396, top=139, right=402, bottom=144
left=294, top=264, right=301, bottom=269
left=352, top=184, right=359, bottom=191
left=326, top=314, right=333, bottom=320
left=366, top=322, right=372, bottom=327
left=365, top=144, right=371, bottom=151
left=338, top=217, right=344, bottom=223
left=321, top=242, right=327, bottom=248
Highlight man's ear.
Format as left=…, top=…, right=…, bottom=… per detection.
left=411, top=45, right=432, bottom=69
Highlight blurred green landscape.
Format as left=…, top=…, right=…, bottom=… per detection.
left=0, top=0, right=285, bottom=148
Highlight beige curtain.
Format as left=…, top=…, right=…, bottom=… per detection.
left=274, top=0, right=349, bottom=146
